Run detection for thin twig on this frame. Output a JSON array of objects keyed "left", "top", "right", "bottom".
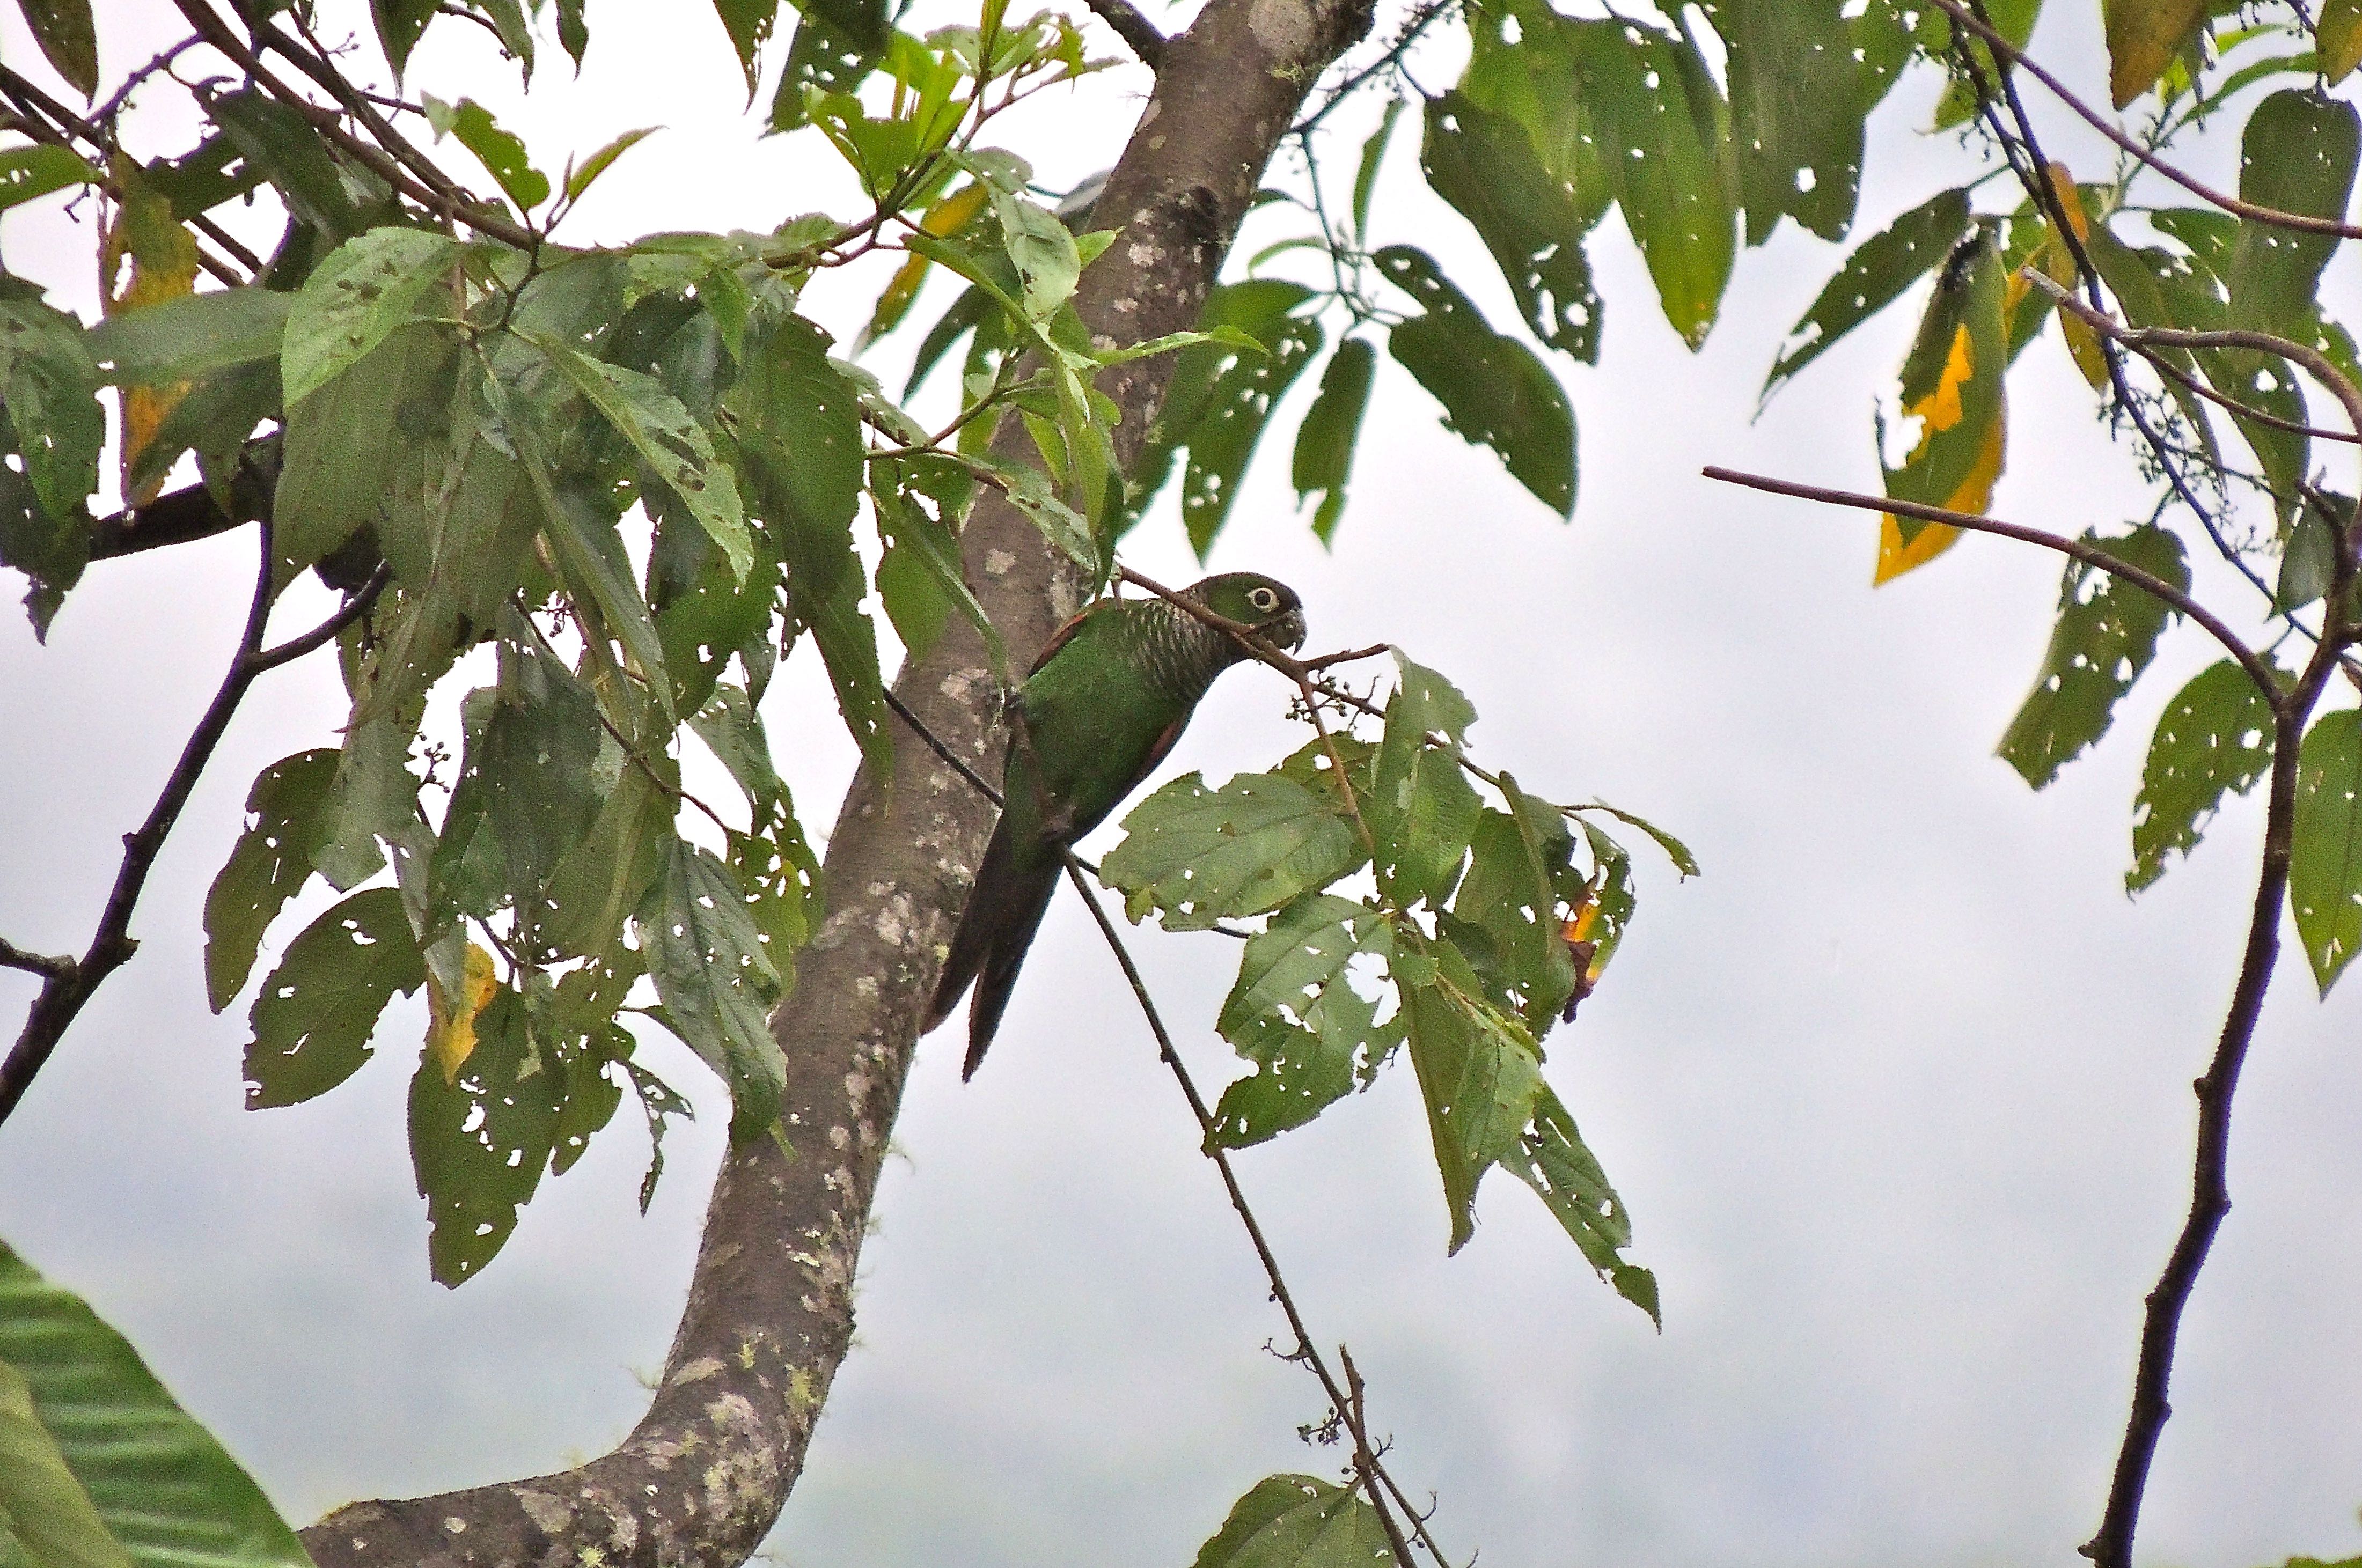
[
  {"left": 1082, "top": 0, "right": 1166, "bottom": 69},
  {"left": 92, "top": 34, "right": 205, "bottom": 125},
  {"left": 250, "top": 563, "right": 390, "bottom": 671},
  {"left": 1060, "top": 856, "right": 1440, "bottom": 1568},
  {"left": 1700, "top": 465, "right": 2280, "bottom": 701},
  {"left": 0, "top": 940, "right": 74, "bottom": 982},
  {"left": 1339, "top": 1348, "right": 1420, "bottom": 1567},
  {"left": 1928, "top": 0, "right": 2362, "bottom": 240}
]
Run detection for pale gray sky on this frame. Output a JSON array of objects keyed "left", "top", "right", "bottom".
[{"left": 2, "top": 4, "right": 2359, "bottom": 1566}]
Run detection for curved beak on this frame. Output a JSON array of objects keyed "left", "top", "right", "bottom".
[{"left": 1270, "top": 607, "right": 1308, "bottom": 653}]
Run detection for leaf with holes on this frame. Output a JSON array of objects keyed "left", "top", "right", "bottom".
[
  {"left": 245, "top": 888, "right": 427, "bottom": 1109},
  {"left": 0, "top": 144, "right": 96, "bottom": 213},
  {"left": 636, "top": 840, "right": 786, "bottom": 1143},
  {"left": 1763, "top": 188, "right": 1971, "bottom": 406},
  {"left": 1701, "top": 0, "right": 1868, "bottom": 244},
  {"left": 204, "top": 749, "right": 340, "bottom": 1012},
  {"left": 1421, "top": 92, "right": 1603, "bottom": 365},
  {"left": 422, "top": 95, "right": 550, "bottom": 211},
  {"left": 1190, "top": 1474, "right": 1394, "bottom": 1568},
  {"left": 1104, "top": 772, "right": 1367, "bottom": 931},
  {"left": 1369, "top": 654, "right": 1483, "bottom": 907},
  {"left": 408, "top": 989, "right": 563, "bottom": 1284},
  {"left": 2129, "top": 659, "right": 2278, "bottom": 893},
  {"left": 1211, "top": 894, "right": 1398, "bottom": 1148},
  {"left": 1399, "top": 938, "right": 1547, "bottom": 1253},
  {"left": 16, "top": 0, "right": 97, "bottom": 96},
  {"left": 1514, "top": 1083, "right": 1658, "bottom": 1321},
  {"left": 281, "top": 227, "right": 463, "bottom": 406},
  {"left": 1997, "top": 525, "right": 2188, "bottom": 790},
  {"left": 2292, "top": 709, "right": 2362, "bottom": 995},
  {"left": 1377, "top": 246, "right": 1574, "bottom": 516}
]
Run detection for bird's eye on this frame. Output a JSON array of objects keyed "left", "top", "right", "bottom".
[{"left": 1249, "top": 587, "right": 1279, "bottom": 612}]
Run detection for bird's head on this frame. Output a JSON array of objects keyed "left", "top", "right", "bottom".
[{"left": 1189, "top": 572, "right": 1307, "bottom": 653}]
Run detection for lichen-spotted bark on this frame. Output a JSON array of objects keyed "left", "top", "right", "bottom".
[{"left": 302, "top": 0, "right": 1373, "bottom": 1558}]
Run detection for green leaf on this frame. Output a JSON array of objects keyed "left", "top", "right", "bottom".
[
  {"left": 1291, "top": 338, "right": 1375, "bottom": 544},
  {"left": 539, "top": 769, "right": 673, "bottom": 962},
  {"left": 408, "top": 989, "right": 563, "bottom": 1284},
  {"left": 1376, "top": 245, "right": 1575, "bottom": 517},
  {"left": 1104, "top": 772, "right": 1368, "bottom": 930},
  {"left": 85, "top": 285, "right": 292, "bottom": 386},
  {"left": 1446, "top": 789, "right": 1580, "bottom": 1030},
  {"left": 1882, "top": 229, "right": 2007, "bottom": 531},
  {"left": 1212, "top": 894, "right": 1398, "bottom": 1147},
  {"left": 1997, "top": 525, "right": 2190, "bottom": 790},
  {"left": 0, "top": 143, "right": 96, "bottom": 212},
  {"left": 651, "top": 505, "right": 780, "bottom": 714},
  {"left": 2128, "top": 659, "right": 2276, "bottom": 893},
  {"left": 557, "top": 0, "right": 589, "bottom": 65},
  {"left": 636, "top": 840, "right": 786, "bottom": 1143},
  {"left": 1420, "top": 91, "right": 1603, "bottom": 364},
  {"left": 530, "top": 330, "right": 751, "bottom": 579},
  {"left": 2324, "top": 0, "right": 2362, "bottom": 84},
  {"left": 273, "top": 320, "right": 460, "bottom": 587},
  {"left": 479, "top": 643, "right": 607, "bottom": 960},
  {"left": 711, "top": 0, "right": 779, "bottom": 96},
  {"left": 422, "top": 95, "right": 551, "bottom": 211},
  {"left": 1190, "top": 1474, "right": 1394, "bottom": 1568},
  {"left": 0, "top": 291, "right": 103, "bottom": 532},
  {"left": 1399, "top": 940, "right": 1546, "bottom": 1252},
  {"left": 1702, "top": 0, "right": 1867, "bottom": 244},
  {"left": 2103, "top": 0, "right": 2210, "bottom": 106},
  {"left": 16, "top": 0, "right": 97, "bottom": 97},
  {"left": 2291, "top": 708, "right": 2362, "bottom": 994},
  {"left": 987, "top": 187, "right": 1082, "bottom": 320},
  {"left": 204, "top": 750, "right": 339, "bottom": 1012},
  {"left": 1370, "top": 655, "right": 1483, "bottom": 907},
  {"left": 210, "top": 90, "right": 365, "bottom": 242},
  {"left": 281, "top": 228, "right": 461, "bottom": 406},
  {"left": 1515, "top": 1083, "right": 1658, "bottom": 1321},
  {"left": 1352, "top": 97, "right": 1404, "bottom": 238},
  {"left": 0, "top": 1354, "right": 133, "bottom": 1568},
  {"left": 371, "top": 0, "right": 439, "bottom": 82},
  {"left": 2228, "top": 90, "right": 2358, "bottom": 338},
  {"left": 563, "top": 126, "right": 660, "bottom": 203},
  {"left": 1762, "top": 188, "right": 1972, "bottom": 406},
  {"left": 245, "top": 887, "right": 427, "bottom": 1109},
  {"left": 0, "top": 1242, "right": 312, "bottom": 1566},
  {"left": 727, "top": 315, "right": 887, "bottom": 766}
]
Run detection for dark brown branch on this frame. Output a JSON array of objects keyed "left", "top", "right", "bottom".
[
  {"left": 2081, "top": 627, "right": 2347, "bottom": 1568},
  {"left": 91, "top": 457, "right": 275, "bottom": 561},
  {"left": 1700, "top": 465, "right": 2280, "bottom": 701},
  {"left": 0, "top": 940, "right": 74, "bottom": 982},
  {"left": 1084, "top": 0, "right": 1168, "bottom": 68},
  {"left": 1928, "top": 0, "right": 2362, "bottom": 241},
  {"left": 1060, "top": 856, "right": 1436, "bottom": 1568}
]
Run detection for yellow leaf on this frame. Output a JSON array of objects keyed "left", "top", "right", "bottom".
[
  {"left": 1876, "top": 407, "right": 2006, "bottom": 584},
  {"left": 2324, "top": 0, "right": 2362, "bottom": 83},
  {"left": 858, "top": 181, "right": 992, "bottom": 350},
  {"left": 2103, "top": 0, "right": 2209, "bottom": 108},
  {"left": 426, "top": 943, "right": 501, "bottom": 1081},
  {"left": 1907, "top": 323, "right": 1973, "bottom": 433},
  {"left": 99, "top": 166, "right": 200, "bottom": 506}
]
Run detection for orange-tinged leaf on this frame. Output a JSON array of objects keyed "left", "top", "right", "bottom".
[
  {"left": 426, "top": 943, "right": 501, "bottom": 1081},
  {"left": 857, "top": 181, "right": 991, "bottom": 350},
  {"left": 1877, "top": 410, "right": 2004, "bottom": 584},
  {"left": 1908, "top": 322, "right": 1973, "bottom": 432},
  {"left": 2103, "top": 0, "right": 2209, "bottom": 107},
  {"left": 99, "top": 172, "right": 200, "bottom": 506}
]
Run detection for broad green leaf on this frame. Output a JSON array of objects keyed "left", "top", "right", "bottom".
[
  {"left": 0, "top": 144, "right": 96, "bottom": 212},
  {"left": 1879, "top": 230, "right": 2007, "bottom": 578},
  {"left": 0, "top": 1242, "right": 312, "bottom": 1566},
  {"left": 0, "top": 1354, "right": 131, "bottom": 1568},
  {"left": 2129, "top": 659, "right": 2276, "bottom": 893},
  {"left": 636, "top": 840, "right": 786, "bottom": 1143},
  {"left": 1377, "top": 246, "right": 1575, "bottom": 517},
  {"left": 1931, "top": 0, "right": 2040, "bottom": 130},
  {"left": 371, "top": 0, "right": 438, "bottom": 81},
  {"left": 204, "top": 749, "right": 339, "bottom": 1012},
  {"left": 273, "top": 320, "right": 460, "bottom": 584},
  {"left": 1104, "top": 772, "right": 1368, "bottom": 930},
  {"left": 245, "top": 887, "right": 427, "bottom": 1108},
  {"left": 124, "top": 358, "right": 280, "bottom": 504},
  {"left": 1211, "top": 894, "right": 1397, "bottom": 1147},
  {"left": 540, "top": 768, "right": 673, "bottom": 962},
  {"left": 422, "top": 95, "right": 550, "bottom": 211},
  {"left": 2103, "top": 0, "right": 2209, "bottom": 106},
  {"left": 1515, "top": 1084, "right": 1658, "bottom": 1321},
  {"left": 1420, "top": 92, "right": 1603, "bottom": 364},
  {"left": 1291, "top": 338, "right": 1375, "bottom": 544},
  {"left": 558, "top": 0, "right": 589, "bottom": 65},
  {"left": 16, "top": 0, "right": 97, "bottom": 97},
  {"left": 408, "top": 989, "right": 563, "bottom": 1284},
  {"left": 1370, "top": 655, "right": 1483, "bottom": 906},
  {"left": 313, "top": 702, "right": 426, "bottom": 891},
  {"left": 563, "top": 126, "right": 660, "bottom": 203},
  {"left": 1997, "top": 525, "right": 2189, "bottom": 789},
  {"left": 690, "top": 683, "right": 788, "bottom": 823},
  {"left": 727, "top": 315, "right": 887, "bottom": 765},
  {"left": 0, "top": 291, "right": 103, "bottom": 533},
  {"left": 1190, "top": 1474, "right": 1393, "bottom": 1568},
  {"left": 478, "top": 643, "right": 607, "bottom": 960},
  {"left": 988, "top": 187, "right": 1082, "bottom": 320},
  {"left": 1702, "top": 0, "right": 1867, "bottom": 244},
  {"left": 1446, "top": 790, "right": 1580, "bottom": 1030},
  {"left": 651, "top": 505, "right": 780, "bottom": 713},
  {"left": 85, "top": 286, "right": 292, "bottom": 386},
  {"left": 711, "top": 0, "right": 779, "bottom": 96},
  {"left": 2227, "top": 90, "right": 2358, "bottom": 338},
  {"left": 210, "top": 90, "right": 364, "bottom": 242},
  {"left": 281, "top": 228, "right": 461, "bottom": 406},
  {"left": 768, "top": 4, "right": 892, "bottom": 131},
  {"left": 2291, "top": 708, "right": 2362, "bottom": 994},
  {"left": 531, "top": 330, "right": 751, "bottom": 579},
  {"left": 1399, "top": 941, "right": 1546, "bottom": 1252},
  {"left": 2324, "top": 0, "right": 2362, "bottom": 84},
  {"left": 1763, "top": 188, "right": 1972, "bottom": 406},
  {"left": 1126, "top": 280, "right": 1324, "bottom": 557}
]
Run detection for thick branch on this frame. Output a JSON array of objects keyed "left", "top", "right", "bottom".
[
  {"left": 298, "top": 0, "right": 1376, "bottom": 1557},
  {"left": 1084, "top": 0, "right": 1168, "bottom": 69}
]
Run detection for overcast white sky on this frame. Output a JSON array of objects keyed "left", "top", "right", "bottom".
[{"left": 3, "top": 3, "right": 2360, "bottom": 1565}]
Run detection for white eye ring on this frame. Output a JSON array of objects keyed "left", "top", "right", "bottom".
[{"left": 1249, "top": 586, "right": 1280, "bottom": 612}]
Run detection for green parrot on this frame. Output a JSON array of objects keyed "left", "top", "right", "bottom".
[{"left": 925, "top": 571, "right": 1308, "bottom": 1077}]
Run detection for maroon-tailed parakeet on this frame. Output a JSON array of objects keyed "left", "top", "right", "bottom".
[{"left": 925, "top": 572, "right": 1308, "bottom": 1076}]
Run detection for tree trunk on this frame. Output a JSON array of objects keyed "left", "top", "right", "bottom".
[{"left": 300, "top": 0, "right": 1373, "bottom": 1559}]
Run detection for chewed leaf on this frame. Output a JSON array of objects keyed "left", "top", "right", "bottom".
[
  {"left": 1104, "top": 771, "right": 1367, "bottom": 930},
  {"left": 2129, "top": 659, "right": 2277, "bottom": 893},
  {"left": 1997, "top": 525, "right": 2189, "bottom": 790},
  {"left": 1212, "top": 894, "right": 1398, "bottom": 1147}
]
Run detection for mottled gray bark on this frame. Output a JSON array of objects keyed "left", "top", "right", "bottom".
[{"left": 299, "top": 0, "right": 1373, "bottom": 1561}]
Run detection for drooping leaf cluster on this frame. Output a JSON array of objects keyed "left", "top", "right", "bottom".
[{"left": 1104, "top": 653, "right": 1692, "bottom": 1322}]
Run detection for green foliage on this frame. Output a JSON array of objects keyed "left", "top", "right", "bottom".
[
  {"left": 0, "top": 144, "right": 96, "bottom": 213},
  {"left": 0, "top": 1241, "right": 311, "bottom": 1566},
  {"left": 244, "top": 887, "right": 427, "bottom": 1109},
  {"left": 2129, "top": 661, "right": 2278, "bottom": 893},
  {"left": 1191, "top": 1475, "right": 1393, "bottom": 1568},
  {"left": 2291, "top": 709, "right": 2362, "bottom": 995},
  {"left": 1999, "top": 526, "right": 2190, "bottom": 790}
]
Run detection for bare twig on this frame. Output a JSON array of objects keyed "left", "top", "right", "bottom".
[
  {"left": 0, "top": 522, "right": 375, "bottom": 1126},
  {"left": 1339, "top": 1349, "right": 1420, "bottom": 1567},
  {"left": 1929, "top": 0, "right": 2362, "bottom": 240},
  {"left": 1700, "top": 465, "right": 2281, "bottom": 700},
  {"left": 250, "top": 564, "right": 390, "bottom": 671},
  {"left": 0, "top": 940, "right": 75, "bottom": 982},
  {"left": 1082, "top": 0, "right": 1167, "bottom": 69}
]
